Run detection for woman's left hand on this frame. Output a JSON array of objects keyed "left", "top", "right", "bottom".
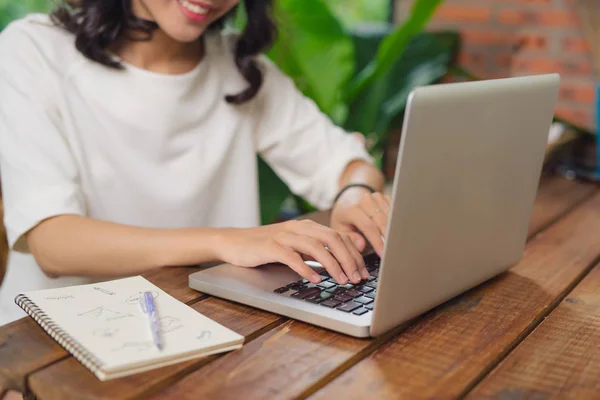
[{"left": 330, "top": 190, "right": 391, "bottom": 257}]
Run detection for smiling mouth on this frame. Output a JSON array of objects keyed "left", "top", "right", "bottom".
[{"left": 176, "top": 0, "right": 211, "bottom": 20}]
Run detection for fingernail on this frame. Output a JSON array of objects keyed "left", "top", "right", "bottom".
[
  {"left": 339, "top": 272, "right": 348, "bottom": 284},
  {"left": 311, "top": 274, "right": 321, "bottom": 284},
  {"left": 353, "top": 271, "right": 361, "bottom": 282},
  {"left": 360, "top": 269, "right": 370, "bottom": 279}
]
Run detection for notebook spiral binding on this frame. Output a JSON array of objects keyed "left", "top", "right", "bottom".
[{"left": 15, "top": 294, "right": 105, "bottom": 374}]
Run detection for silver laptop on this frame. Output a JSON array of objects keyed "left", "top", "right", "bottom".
[{"left": 189, "top": 74, "right": 560, "bottom": 338}]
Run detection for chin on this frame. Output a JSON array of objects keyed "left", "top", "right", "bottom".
[{"left": 168, "top": 27, "right": 210, "bottom": 43}]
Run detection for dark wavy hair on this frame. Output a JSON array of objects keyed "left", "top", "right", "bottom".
[{"left": 50, "top": 0, "right": 276, "bottom": 104}]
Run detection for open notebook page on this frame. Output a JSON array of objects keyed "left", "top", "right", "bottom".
[{"left": 17, "top": 276, "right": 244, "bottom": 379}]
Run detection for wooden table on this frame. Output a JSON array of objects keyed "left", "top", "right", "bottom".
[{"left": 1, "top": 174, "right": 600, "bottom": 400}]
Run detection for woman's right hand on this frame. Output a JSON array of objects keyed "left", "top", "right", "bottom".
[{"left": 217, "top": 220, "right": 370, "bottom": 285}]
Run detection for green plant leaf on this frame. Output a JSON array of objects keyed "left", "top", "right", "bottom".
[
  {"left": 257, "top": 0, "right": 355, "bottom": 224},
  {"left": 344, "top": 0, "right": 444, "bottom": 103},
  {"left": 0, "top": 0, "right": 53, "bottom": 31},
  {"left": 344, "top": 30, "right": 460, "bottom": 151},
  {"left": 258, "top": 157, "right": 291, "bottom": 225},
  {"left": 267, "top": 0, "right": 355, "bottom": 121}
]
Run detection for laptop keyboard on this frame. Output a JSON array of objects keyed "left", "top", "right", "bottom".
[{"left": 273, "top": 253, "right": 380, "bottom": 316}]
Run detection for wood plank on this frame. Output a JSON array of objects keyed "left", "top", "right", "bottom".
[
  {"left": 308, "top": 192, "right": 600, "bottom": 400},
  {"left": 142, "top": 185, "right": 600, "bottom": 400},
  {"left": 466, "top": 264, "right": 600, "bottom": 400},
  {"left": 527, "top": 175, "right": 595, "bottom": 236},
  {"left": 28, "top": 297, "right": 283, "bottom": 400},
  {"left": 0, "top": 318, "right": 68, "bottom": 394},
  {"left": 147, "top": 319, "right": 406, "bottom": 400},
  {"left": 0, "top": 266, "right": 206, "bottom": 393},
  {"left": 143, "top": 266, "right": 205, "bottom": 304},
  {"left": 0, "top": 176, "right": 591, "bottom": 396}
]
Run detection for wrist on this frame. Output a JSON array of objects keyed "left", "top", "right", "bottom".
[
  {"left": 156, "top": 227, "right": 224, "bottom": 267},
  {"left": 333, "top": 184, "right": 376, "bottom": 208}
]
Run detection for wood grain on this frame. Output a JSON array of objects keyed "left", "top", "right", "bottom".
[
  {"left": 143, "top": 184, "right": 599, "bottom": 400},
  {"left": 0, "top": 176, "right": 593, "bottom": 398},
  {"left": 0, "top": 318, "right": 68, "bottom": 394},
  {"left": 143, "top": 266, "right": 205, "bottom": 304},
  {"left": 308, "top": 192, "right": 600, "bottom": 400},
  {"left": 466, "top": 264, "right": 600, "bottom": 400},
  {"left": 527, "top": 175, "right": 595, "bottom": 236},
  {"left": 146, "top": 319, "right": 395, "bottom": 400},
  {"left": 28, "top": 297, "right": 283, "bottom": 400}
]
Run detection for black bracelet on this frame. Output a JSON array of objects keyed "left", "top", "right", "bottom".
[{"left": 333, "top": 183, "right": 376, "bottom": 205}]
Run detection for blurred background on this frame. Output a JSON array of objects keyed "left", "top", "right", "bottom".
[{"left": 0, "top": 0, "right": 597, "bottom": 224}]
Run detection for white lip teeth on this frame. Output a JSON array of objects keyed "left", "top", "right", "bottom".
[{"left": 178, "top": 0, "right": 209, "bottom": 15}]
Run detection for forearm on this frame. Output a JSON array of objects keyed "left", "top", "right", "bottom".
[{"left": 26, "top": 215, "right": 223, "bottom": 278}]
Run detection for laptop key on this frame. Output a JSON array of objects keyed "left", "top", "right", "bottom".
[
  {"left": 286, "top": 282, "right": 303, "bottom": 290},
  {"left": 330, "top": 287, "right": 348, "bottom": 295},
  {"left": 333, "top": 294, "right": 353, "bottom": 303},
  {"left": 337, "top": 302, "right": 361, "bottom": 313},
  {"left": 317, "top": 281, "right": 336, "bottom": 289},
  {"left": 355, "top": 296, "right": 374, "bottom": 305},
  {"left": 358, "top": 286, "right": 374, "bottom": 294},
  {"left": 365, "top": 292, "right": 376, "bottom": 299},
  {"left": 305, "top": 293, "right": 326, "bottom": 304},
  {"left": 366, "top": 281, "right": 378, "bottom": 289},
  {"left": 321, "top": 299, "right": 342, "bottom": 308},
  {"left": 274, "top": 287, "right": 289, "bottom": 294},
  {"left": 365, "top": 303, "right": 374, "bottom": 310},
  {"left": 353, "top": 308, "right": 369, "bottom": 316},
  {"left": 345, "top": 290, "right": 362, "bottom": 298},
  {"left": 291, "top": 287, "right": 321, "bottom": 300}
]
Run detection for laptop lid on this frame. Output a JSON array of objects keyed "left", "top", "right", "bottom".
[{"left": 370, "top": 74, "right": 560, "bottom": 337}]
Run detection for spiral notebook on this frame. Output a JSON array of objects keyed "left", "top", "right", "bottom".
[{"left": 15, "top": 276, "right": 244, "bottom": 381}]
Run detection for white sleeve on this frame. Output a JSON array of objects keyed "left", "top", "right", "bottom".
[
  {"left": 0, "top": 23, "right": 85, "bottom": 252},
  {"left": 253, "top": 56, "right": 373, "bottom": 210}
]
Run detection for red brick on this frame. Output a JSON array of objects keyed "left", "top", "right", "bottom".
[
  {"left": 460, "top": 30, "right": 515, "bottom": 46},
  {"left": 517, "top": 33, "right": 549, "bottom": 52},
  {"left": 490, "top": 0, "right": 550, "bottom": 3},
  {"left": 559, "top": 83, "right": 596, "bottom": 103},
  {"left": 435, "top": 4, "right": 491, "bottom": 23},
  {"left": 512, "top": 57, "right": 593, "bottom": 76},
  {"left": 496, "top": 54, "right": 513, "bottom": 68},
  {"left": 497, "top": 10, "right": 580, "bottom": 27},
  {"left": 563, "top": 37, "right": 591, "bottom": 54},
  {"left": 458, "top": 52, "right": 488, "bottom": 67}
]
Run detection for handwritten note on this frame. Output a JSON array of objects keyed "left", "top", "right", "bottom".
[{"left": 16, "top": 276, "right": 244, "bottom": 379}]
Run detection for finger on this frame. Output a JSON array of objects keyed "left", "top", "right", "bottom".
[
  {"left": 305, "top": 226, "right": 362, "bottom": 284},
  {"left": 342, "top": 233, "right": 369, "bottom": 280},
  {"left": 358, "top": 200, "right": 387, "bottom": 238},
  {"left": 277, "top": 232, "right": 348, "bottom": 285},
  {"left": 373, "top": 192, "right": 390, "bottom": 213},
  {"left": 272, "top": 245, "right": 322, "bottom": 284},
  {"left": 351, "top": 208, "right": 385, "bottom": 256},
  {"left": 346, "top": 231, "right": 366, "bottom": 253}
]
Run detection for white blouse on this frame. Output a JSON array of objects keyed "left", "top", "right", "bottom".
[{"left": 0, "top": 14, "right": 372, "bottom": 325}]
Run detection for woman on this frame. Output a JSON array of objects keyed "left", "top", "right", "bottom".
[{"left": 0, "top": 0, "right": 390, "bottom": 325}]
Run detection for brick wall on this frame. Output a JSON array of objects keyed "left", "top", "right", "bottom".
[{"left": 394, "top": 0, "right": 597, "bottom": 131}]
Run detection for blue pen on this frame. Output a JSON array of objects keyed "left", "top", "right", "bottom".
[{"left": 141, "top": 291, "right": 163, "bottom": 351}]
